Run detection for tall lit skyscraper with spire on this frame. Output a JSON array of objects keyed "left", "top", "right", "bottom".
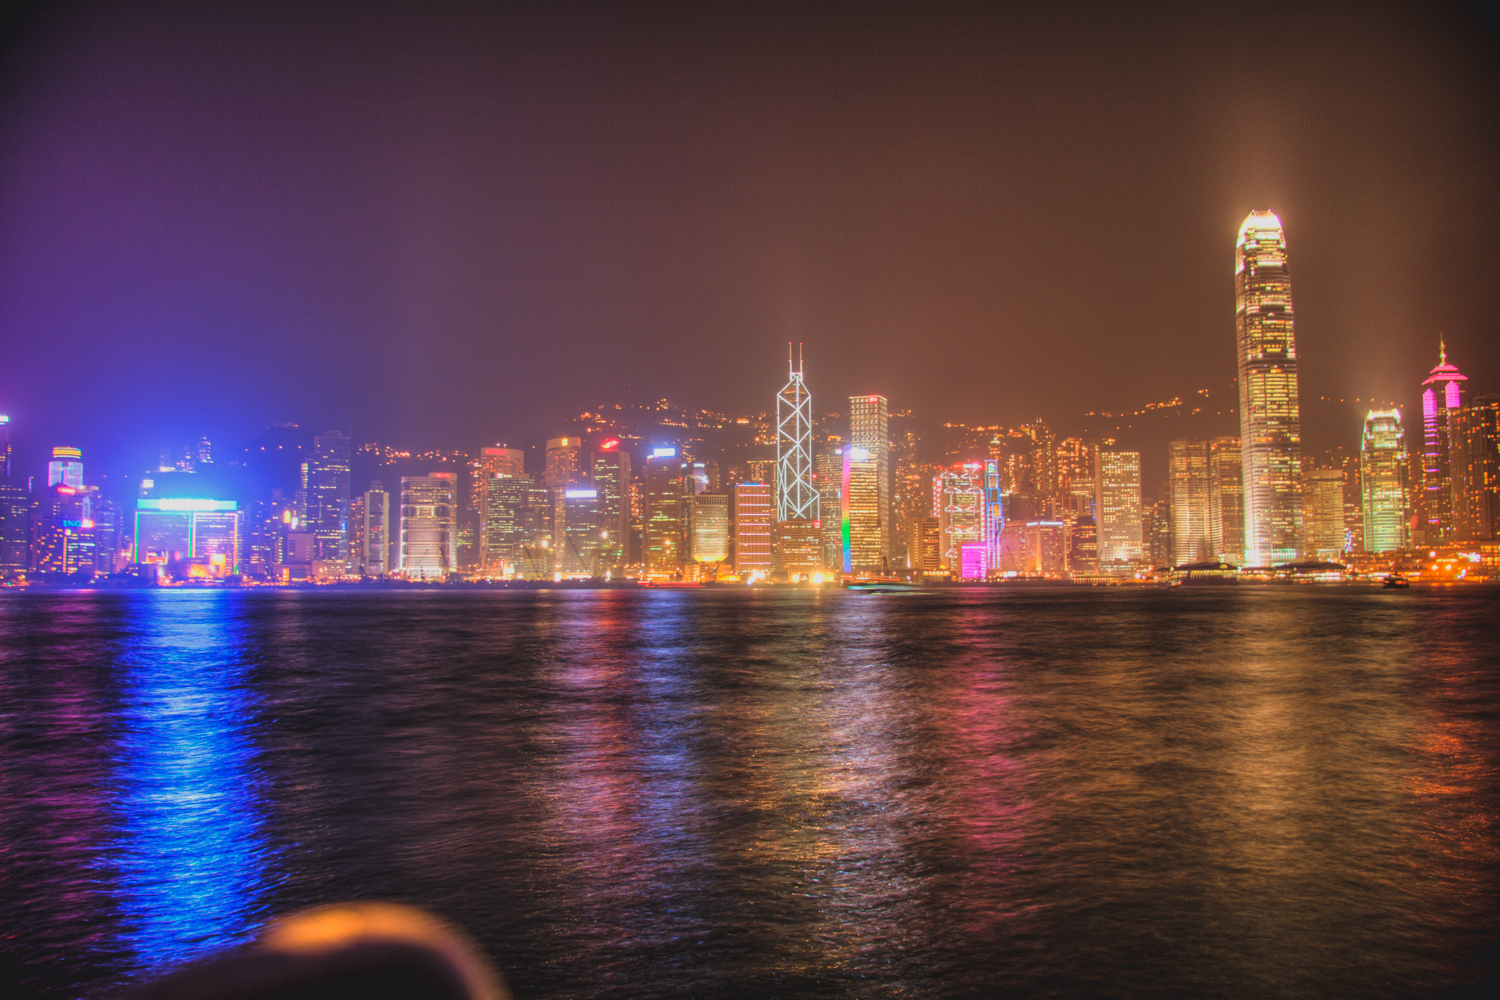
[
  {"left": 1418, "top": 339, "right": 1468, "bottom": 544},
  {"left": 1235, "top": 210, "right": 1303, "bottom": 566},
  {"left": 776, "top": 344, "right": 818, "bottom": 523}
]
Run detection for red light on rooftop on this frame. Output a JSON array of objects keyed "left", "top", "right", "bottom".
[{"left": 601, "top": 439, "right": 619, "bottom": 451}]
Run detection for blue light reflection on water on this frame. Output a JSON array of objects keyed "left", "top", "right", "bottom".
[{"left": 106, "top": 591, "right": 272, "bottom": 971}]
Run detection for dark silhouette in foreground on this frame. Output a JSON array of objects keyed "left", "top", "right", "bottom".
[{"left": 126, "top": 903, "right": 508, "bottom": 1000}]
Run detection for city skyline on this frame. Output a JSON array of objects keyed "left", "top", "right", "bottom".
[
  {"left": 2, "top": 322, "right": 1493, "bottom": 583},
  {"left": 1, "top": 3, "right": 1495, "bottom": 475}
]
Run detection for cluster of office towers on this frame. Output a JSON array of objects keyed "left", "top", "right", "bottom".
[
  {"left": 279, "top": 211, "right": 1499, "bottom": 580},
  {"left": 2, "top": 211, "right": 1496, "bottom": 583},
  {"left": 1164, "top": 213, "right": 1498, "bottom": 569}
]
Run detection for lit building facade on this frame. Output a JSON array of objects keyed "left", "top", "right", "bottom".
[
  {"left": 1067, "top": 515, "right": 1099, "bottom": 574},
  {"left": 481, "top": 474, "right": 531, "bottom": 574},
  {"left": 1418, "top": 344, "right": 1468, "bottom": 544},
  {"left": 363, "top": 485, "right": 390, "bottom": 576},
  {"left": 691, "top": 493, "right": 730, "bottom": 568},
  {"left": 400, "top": 473, "right": 457, "bottom": 579},
  {"left": 47, "top": 446, "right": 84, "bottom": 488},
  {"left": 1095, "top": 449, "right": 1143, "bottom": 567},
  {"left": 592, "top": 443, "right": 631, "bottom": 570},
  {"left": 776, "top": 348, "right": 818, "bottom": 523},
  {"left": 773, "top": 518, "right": 822, "bottom": 578},
  {"left": 1235, "top": 210, "right": 1304, "bottom": 565},
  {"left": 1169, "top": 439, "right": 1212, "bottom": 566},
  {"left": 31, "top": 485, "right": 94, "bottom": 575},
  {"left": 907, "top": 516, "right": 942, "bottom": 575},
  {"left": 0, "top": 474, "right": 27, "bottom": 577},
  {"left": 1451, "top": 394, "right": 1499, "bottom": 542},
  {"left": 1302, "top": 468, "right": 1346, "bottom": 561},
  {"left": 733, "top": 482, "right": 773, "bottom": 576},
  {"left": 984, "top": 459, "right": 1004, "bottom": 574},
  {"left": 843, "top": 446, "right": 883, "bottom": 574},
  {"left": 480, "top": 445, "right": 525, "bottom": 480},
  {"left": 519, "top": 483, "right": 555, "bottom": 579},
  {"left": 814, "top": 450, "right": 844, "bottom": 572},
  {"left": 558, "top": 488, "right": 602, "bottom": 577},
  {"left": 644, "top": 449, "right": 689, "bottom": 578},
  {"left": 958, "top": 542, "right": 987, "bottom": 581},
  {"left": 848, "top": 395, "right": 890, "bottom": 570},
  {"left": 1361, "top": 409, "right": 1408, "bottom": 554},
  {"left": 545, "top": 437, "right": 581, "bottom": 491},
  {"left": 1055, "top": 437, "right": 1098, "bottom": 515},
  {"left": 1018, "top": 521, "right": 1067, "bottom": 576},
  {"left": 1208, "top": 436, "right": 1244, "bottom": 564},
  {"left": 133, "top": 498, "right": 240, "bottom": 577},
  {"left": 934, "top": 464, "right": 983, "bottom": 573},
  {"left": 309, "top": 431, "right": 351, "bottom": 566}
]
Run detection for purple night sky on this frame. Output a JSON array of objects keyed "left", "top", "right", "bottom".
[{"left": 1, "top": 1, "right": 1496, "bottom": 483}]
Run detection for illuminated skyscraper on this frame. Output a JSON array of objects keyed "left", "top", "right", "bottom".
[
  {"left": 983, "top": 459, "right": 1004, "bottom": 574},
  {"left": 1302, "top": 468, "right": 1346, "bottom": 561},
  {"left": 132, "top": 498, "right": 240, "bottom": 577},
  {"left": 907, "top": 516, "right": 942, "bottom": 575},
  {"left": 558, "top": 487, "right": 603, "bottom": 578},
  {"left": 1067, "top": 515, "right": 1099, "bottom": 574},
  {"left": 773, "top": 519, "right": 822, "bottom": 578},
  {"left": 1208, "top": 436, "right": 1244, "bottom": 564},
  {"left": 848, "top": 395, "right": 890, "bottom": 572},
  {"left": 545, "top": 436, "right": 584, "bottom": 561},
  {"left": 400, "top": 473, "right": 457, "bottom": 579},
  {"left": 644, "top": 448, "right": 689, "bottom": 578},
  {"left": 363, "top": 484, "right": 390, "bottom": 576},
  {"left": 1055, "top": 437, "right": 1098, "bottom": 516},
  {"left": 47, "top": 446, "right": 84, "bottom": 488},
  {"left": 1418, "top": 343, "right": 1468, "bottom": 544},
  {"left": 480, "top": 445, "right": 525, "bottom": 480},
  {"left": 481, "top": 474, "right": 531, "bottom": 574},
  {"left": 1169, "top": 440, "right": 1212, "bottom": 566},
  {"left": 733, "top": 482, "right": 773, "bottom": 576},
  {"left": 934, "top": 464, "right": 983, "bottom": 573},
  {"left": 1451, "top": 394, "right": 1499, "bottom": 542},
  {"left": 691, "top": 493, "right": 730, "bottom": 568},
  {"left": 1095, "top": 449, "right": 1143, "bottom": 567},
  {"left": 545, "top": 437, "right": 581, "bottom": 490},
  {"left": 592, "top": 442, "right": 631, "bottom": 570},
  {"left": 814, "top": 449, "right": 844, "bottom": 571},
  {"left": 1361, "top": 409, "right": 1408, "bottom": 554},
  {"left": 1235, "top": 210, "right": 1304, "bottom": 565},
  {"left": 777, "top": 346, "right": 818, "bottom": 523},
  {"left": 309, "top": 431, "right": 351, "bottom": 566},
  {"left": 519, "top": 483, "right": 555, "bottom": 579},
  {"left": 31, "top": 484, "right": 93, "bottom": 575},
  {"left": 0, "top": 415, "right": 25, "bottom": 577}
]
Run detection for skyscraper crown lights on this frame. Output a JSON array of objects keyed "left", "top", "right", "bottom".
[{"left": 1236, "top": 210, "right": 1284, "bottom": 246}]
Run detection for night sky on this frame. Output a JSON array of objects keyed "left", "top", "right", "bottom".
[{"left": 1, "top": 1, "right": 1496, "bottom": 485}]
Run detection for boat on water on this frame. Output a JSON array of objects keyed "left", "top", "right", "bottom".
[
  {"left": 845, "top": 580, "right": 923, "bottom": 594},
  {"left": 1383, "top": 573, "right": 1411, "bottom": 589},
  {"left": 1168, "top": 561, "right": 1240, "bottom": 586}
]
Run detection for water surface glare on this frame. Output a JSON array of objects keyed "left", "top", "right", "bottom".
[{"left": 1, "top": 587, "right": 1497, "bottom": 998}]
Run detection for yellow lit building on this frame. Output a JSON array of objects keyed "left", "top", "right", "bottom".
[{"left": 1235, "top": 210, "right": 1304, "bottom": 565}]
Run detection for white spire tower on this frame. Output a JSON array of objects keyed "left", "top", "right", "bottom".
[{"left": 776, "top": 343, "right": 818, "bottom": 522}]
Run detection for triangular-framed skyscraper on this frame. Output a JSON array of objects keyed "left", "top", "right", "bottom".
[{"left": 776, "top": 344, "right": 818, "bottom": 523}]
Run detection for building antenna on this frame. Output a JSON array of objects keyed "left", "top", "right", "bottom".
[
  {"left": 798, "top": 341, "right": 804, "bottom": 374},
  {"left": 1439, "top": 334, "right": 1446, "bottom": 366}
]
